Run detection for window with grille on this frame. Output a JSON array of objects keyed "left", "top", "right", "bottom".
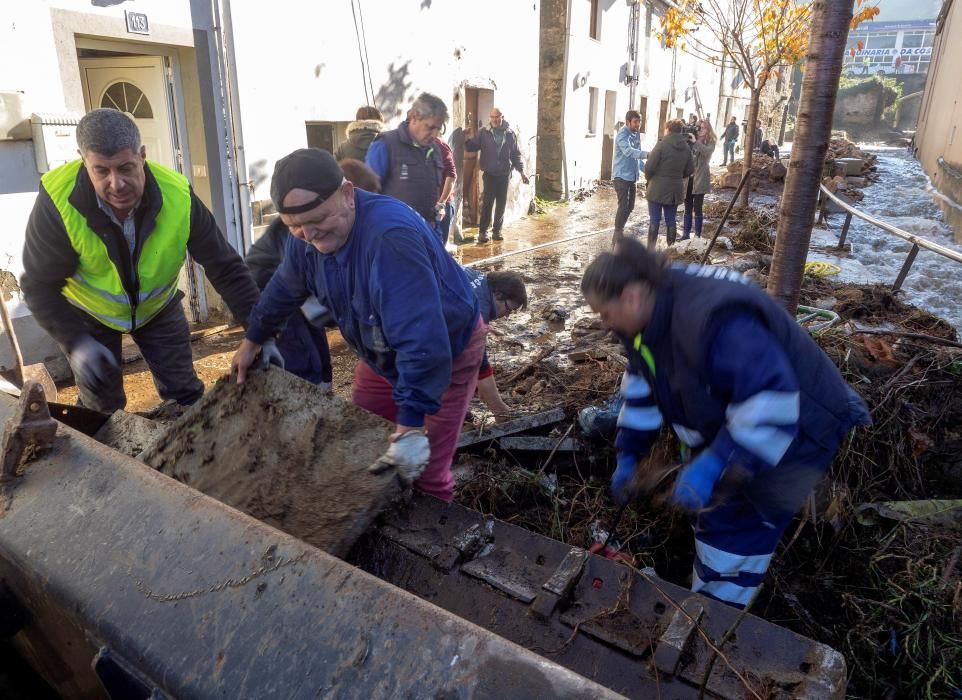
[{"left": 100, "top": 82, "right": 153, "bottom": 118}]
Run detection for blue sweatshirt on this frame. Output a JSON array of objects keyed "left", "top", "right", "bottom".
[
  {"left": 612, "top": 126, "right": 647, "bottom": 182},
  {"left": 246, "top": 189, "right": 480, "bottom": 426},
  {"left": 616, "top": 312, "right": 801, "bottom": 476}
]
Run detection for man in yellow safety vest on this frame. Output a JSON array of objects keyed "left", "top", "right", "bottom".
[{"left": 21, "top": 108, "right": 268, "bottom": 413}]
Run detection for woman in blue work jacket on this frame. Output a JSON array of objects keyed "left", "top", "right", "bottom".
[{"left": 580, "top": 239, "right": 870, "bottom": 608}]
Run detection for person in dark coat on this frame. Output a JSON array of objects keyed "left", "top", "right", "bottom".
[
  {"left": 464, "top": 108, "right": 529, "bottom": 244},
  {"left": 335, "top": 106, "right": 384, "bottom": 162},
  {"left": 244, "top": 219, "right": 333, "bottom": 388},
  {"left": 643, "top": 120, "right": 694, "bottom": 249},
  {"left": 722, "top": 117, "right": 739, "bottom": 166},
  {"left": 581, "top": 238, "right": 871, "bottom": 608},
  {"left": 462, "top": 268, "right": 527, "bottom": 419},
  {"left": 365, "top": 93, "right": 449, "bottom": 228}
]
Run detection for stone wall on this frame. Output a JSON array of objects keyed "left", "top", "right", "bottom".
[{"left": 536, "top": 0, "right": 567, "bottom": 200}]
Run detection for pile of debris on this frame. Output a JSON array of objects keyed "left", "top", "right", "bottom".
[
  {"left": 714, "top": 153, "right": 786, "bottom": 190},
  {"left": 822, "top": 137, "right": 881, "bottom": 204}
]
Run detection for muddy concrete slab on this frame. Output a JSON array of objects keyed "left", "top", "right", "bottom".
[{"left": 140, "top": 368, "right": 400, "bottom": 557}]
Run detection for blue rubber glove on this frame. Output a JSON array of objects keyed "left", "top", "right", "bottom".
[
  {"left": 611, "top": 453, "right": 638, "bottom": 505},
  {"left": 672, "top": 451, "right": 726, "bottom": 512}
]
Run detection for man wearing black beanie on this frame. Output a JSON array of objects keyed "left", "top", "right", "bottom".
[{"left": 232, "top": 148, "right": 486, "bottom": 501}]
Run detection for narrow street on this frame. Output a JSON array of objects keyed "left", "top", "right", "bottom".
[{"left": 4, "top": 0, "right": 961, "bottom": 696}]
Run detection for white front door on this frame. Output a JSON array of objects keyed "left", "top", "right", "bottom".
[{"left": 79, "top": 56, "right": 177, "bottom": 170}]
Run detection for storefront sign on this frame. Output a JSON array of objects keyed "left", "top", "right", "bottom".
[{"left": 854, "top": 47, "right": 932, "bottom": 57}]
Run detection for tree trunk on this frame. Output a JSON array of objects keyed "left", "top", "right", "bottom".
[
  {"left": 767, "top": 0, "right": 855, "bottom": 314},
  {"left": 739, "top": 91, "right": 761, "bottom": 208}
]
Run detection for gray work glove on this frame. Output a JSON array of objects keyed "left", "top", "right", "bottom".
[
  {"left": 68, "top": 335, "right": 120, "bottom": 393},
  {"left": 259, "top": 338, "right": 285, "bottom": 370},
  {"left": 368, "top": 430, "right": 431, "bottom": 485}
]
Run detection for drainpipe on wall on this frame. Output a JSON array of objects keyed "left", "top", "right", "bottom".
[
  {"left": 189, "top": 0, "right": 244, "bottom": 261},
  {"left": 560, "top": 0, "right": 572, "bottom": 200},
  {"left": 628, "top": 0, "right": 640, "bottom": 108},
  {"left": 219, "top": 0, "right": 252, "bottom": 253}
]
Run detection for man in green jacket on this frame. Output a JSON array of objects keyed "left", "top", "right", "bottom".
[{"left": 21, "top": 108, "right": 264, "bottom": 413}]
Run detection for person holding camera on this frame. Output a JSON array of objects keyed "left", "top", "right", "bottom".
[
  {"left": 643, "top": 120, "right": 694, "bottom": 248},
  {"left": 682, "top": 119, "right": 717, "bottom": 241}
]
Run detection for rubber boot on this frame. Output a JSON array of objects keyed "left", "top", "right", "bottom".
[
  {"left": 492, "top": 231, "right": 503, "bottom": 241},
  {"left": 612, "top": 227, "right": 625, "bottom": 247},
  {"left": 681, "top": 212, "right": 693, "bottom": 241},
  {"left": 666, "top": 224, "right": 677, "bottom": 246},
  {"left": 647, "top": 223, "right": 658, "bottom": 250},
  {"left": 477, "top": 230, "right": 489, "bottom": 244},
  {"left": 695, "top": 215, "right": 704, "bottom": 238}
]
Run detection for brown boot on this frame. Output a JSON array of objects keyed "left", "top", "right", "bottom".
[
  {"left": 666, "top": 225, "right": 677, "bottom": 246},
  {"left": 647, "top": 223, "right": 658, "bottom": 250}
]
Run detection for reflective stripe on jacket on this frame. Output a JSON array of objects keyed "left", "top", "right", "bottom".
[{"left": 41, "top": 159, "right": 190, "bottom": 332}]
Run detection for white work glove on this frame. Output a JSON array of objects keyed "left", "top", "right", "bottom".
[
  {"left": 69, "top": 335, "right": 120, "bottom": 393},
  {"left": 368, "top": 430, "right": 431, "bottom": 485},
  {"left": 258, "top": 338, "right": 285, "bottom": 370}
]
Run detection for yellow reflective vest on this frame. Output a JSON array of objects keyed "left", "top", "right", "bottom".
[{"left": 40, "top": 160, "right": 190, "bottom": 332}]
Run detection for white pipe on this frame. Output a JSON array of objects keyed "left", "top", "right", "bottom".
[{"left": 220, "top": 0, "right": 253, "bottom": 254}]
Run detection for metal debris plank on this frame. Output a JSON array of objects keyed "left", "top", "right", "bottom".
[{"left": 457, "top": 407, "right": 566, "bottom": 448}]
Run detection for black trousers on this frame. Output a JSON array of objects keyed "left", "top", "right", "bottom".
[
  {"left": 61, "top": 294, "right": 204, "bottom": 413},
  {"left": 684, "top": 177, "right": 704, "bottom": 219},
  {"left": 613, "top": 178, "right": 637, "bottom": 230},
  {"left": 479, "top": 172, "right": 510, "bottom": 235}
]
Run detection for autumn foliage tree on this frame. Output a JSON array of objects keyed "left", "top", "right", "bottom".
[{"left": 661, "top": 0, "right": 812, "bottom": 206}]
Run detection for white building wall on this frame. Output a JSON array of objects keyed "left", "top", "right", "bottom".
[
  {"left": 0, "top": 0, "right": 199, "bottom": 373},
  {"left": 558, "top": 0, "right": 733, "bottom": 193},
  {"left": 229, "top": 0, "right": 541, "bottom": 220}
]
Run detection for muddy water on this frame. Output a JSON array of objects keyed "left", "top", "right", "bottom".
[{"left": 809, "top": 147, "right": 962, "bottom": 331}]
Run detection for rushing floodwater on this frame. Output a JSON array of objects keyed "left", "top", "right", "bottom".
[{"left": 809, "top": 147, "right": 962, "bottom": 331}]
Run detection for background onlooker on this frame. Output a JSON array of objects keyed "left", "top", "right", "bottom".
[
  {"left": 722, "top": 117, "right": 739, "bottom": 166},
  {"left": 611, "top": 109, "right": 648, "bottom": 245},
  {"left": 643, "top": 120, "right": 694, "bottom": 248},
  {"left": 335, "top": 106, "right": 384, "bottom": 161},
  {"left": 683, "top": 119, "right": 717, "bottom": 240},
  {"left": 464, "top": 108, "right": 529, "bottom": 244},
  {"left": 366, "top": 93, "right": 448, "bottom": 229}
]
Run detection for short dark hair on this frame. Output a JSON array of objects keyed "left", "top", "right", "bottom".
[
  {"left": 339, "top": 158, "right": 381, "bottom": 193},
  {"left": 77, "top": 108, "right": 141, "bottom": 156},
  {"left": 625, "top": 110, "right": 641, "bottom": 122},
  {"left": 355, "top": 106, "right": 383, "bottom": 121},
  {"left": 581, "top": 238, "right": 668, "bottom": 301},
  {"left": 486, "top": 271, "right": 527, "bottom": 310}
]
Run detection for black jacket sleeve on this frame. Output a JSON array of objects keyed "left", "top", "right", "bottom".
[
  {"left": 185, "top": 189, "right": 260, "bottom": 326},
  {"left": 509, "top": 132, "right": 525, "bottom": 175},
  {"left": 20, "top": 188, "right": 88, "bottom": 348},
  {"left": 243, "top": 219, "right": 288, "bottom": 291}
]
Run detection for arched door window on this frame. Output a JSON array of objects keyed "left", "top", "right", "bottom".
[{"left": 100, "top": 81, "right": 153, "bottom": 118}]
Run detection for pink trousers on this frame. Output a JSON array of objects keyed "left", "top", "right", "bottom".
[{"left": 352, "top": 319, "right": 487, "bottom": 501}]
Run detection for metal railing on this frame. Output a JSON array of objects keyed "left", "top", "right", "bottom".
[{"left": 819, "top": 184, "right": 962, "bottom": 292}]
